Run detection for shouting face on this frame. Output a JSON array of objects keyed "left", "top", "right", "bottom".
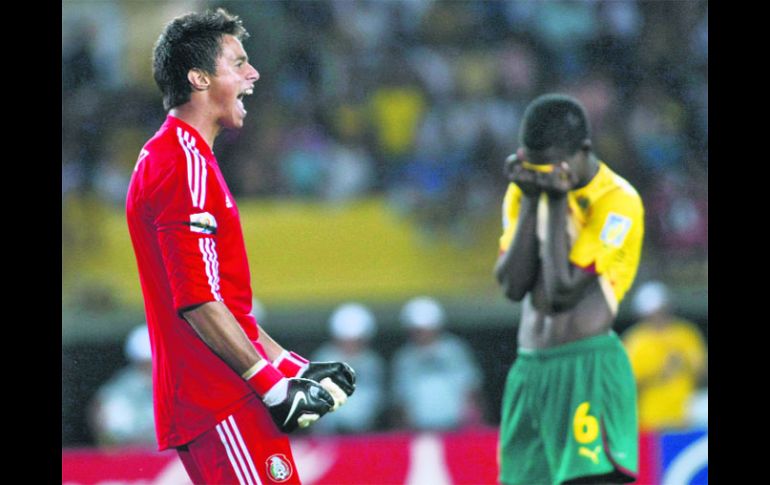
[{"left": 208, "top": 34, "right": 260, "bottom": 130}]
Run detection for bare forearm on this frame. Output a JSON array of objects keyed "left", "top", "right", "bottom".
[
  {"left": 542, "top": 196, "right": 593, "bottom": 310},
  {"left": 495, "top": 195, "right": 540, "bottom": 301},
  {"left": 257, "top": 325, "right": 287, "bottom": 362},
  {"left": 183, "top": 301, "right": 266, "bottom": 375}
]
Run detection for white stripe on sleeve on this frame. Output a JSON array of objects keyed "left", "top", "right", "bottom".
[
  {"left": 178, "top": 129, "right": 209, "bottom": 209},
  {"left": 198, "top": 238, "right": 223, "bottom": 301},
  {"left": 192, "top": 143, "right": 201, "bottom": 207},
  {"left": 206, "top": 239, "right": 222, "bottom": 299},
  {"left": 199, "top": 148, "right": 207, "bottom": 209},
  {"left": 177, "top": 128, "right": 195, "bottom": 207}
]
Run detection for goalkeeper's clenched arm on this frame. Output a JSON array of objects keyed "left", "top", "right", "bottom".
[
  {"left": 182, "top": 301, "right": 335, "bottom": 432},
  {"left": 261, "top": 324, "right": 357, "bottom": 412}
]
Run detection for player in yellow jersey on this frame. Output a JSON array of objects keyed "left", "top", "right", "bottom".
[
  {"left": 622, "top": 281, "right": 707, "bottom": 432},
  {"left": 495, "top": 94, "right": 644, "bottom": 484}
]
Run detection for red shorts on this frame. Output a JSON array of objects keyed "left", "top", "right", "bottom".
[{"left": 177, "top": 394, "right": 300, "bottom": 484}]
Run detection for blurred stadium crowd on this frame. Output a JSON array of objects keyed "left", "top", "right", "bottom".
[{"left": 62, "top": 0, "right": 707, "bottom": 272}]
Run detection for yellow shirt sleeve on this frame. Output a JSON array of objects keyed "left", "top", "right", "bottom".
[
  {"left": 499, "top": 183, "right": 522, "bottom": 253},
  {"left": 569, "top": 187, "right": 644, "bottom": 305}
]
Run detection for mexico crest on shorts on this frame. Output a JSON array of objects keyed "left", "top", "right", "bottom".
[{"left": 266, "top": 454, "right": 293, "bottom": 482}]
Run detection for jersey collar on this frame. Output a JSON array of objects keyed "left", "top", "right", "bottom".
[{"left": 165, "top": 114, "right": 215, "bottom": 158}]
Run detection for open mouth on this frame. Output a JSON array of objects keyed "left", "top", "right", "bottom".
[{"left": 237, "top": 87, "right": 254, "bottom": 114}]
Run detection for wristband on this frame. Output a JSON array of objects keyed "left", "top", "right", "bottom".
[
  {"left": 243, "top": 360, "right": 286, "bottom": 399},
  {"left": 521, "top": 160, "right": 555, "bottom": 173},
  {"left": 274, "top": 350, "right": 310, "bottom": 378}
]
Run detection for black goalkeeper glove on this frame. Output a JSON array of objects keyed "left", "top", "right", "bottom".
[
  {"left": 274, "top": 351, "right": 356, "bottom": 411},
  {"left": 243, "top": 360, "right": 334, "bottom": 433},
  {"left": 265, "top": 378, "right": 335, "bottom": 433},
  {"left": 302, "top": 361, "right": 356, "bottom": 410}
]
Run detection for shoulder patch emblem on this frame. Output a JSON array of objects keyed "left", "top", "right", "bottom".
[
  {"left": 600, "top": 213, "right": 632, "bottom": 248},
  {"left": 187, "top": 212, "right": 218, "bottom": 235}
]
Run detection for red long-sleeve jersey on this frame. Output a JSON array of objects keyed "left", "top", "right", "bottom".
[{"left": 126, "top": 115, "right": 262, "bottom": 450}]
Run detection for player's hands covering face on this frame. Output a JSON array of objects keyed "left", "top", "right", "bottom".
[
  {"left": 504, "top": 149, "right": 543, "bottom": 198},
  {"left": 537, "top": 161, "right": 580, "bottom": 197}
]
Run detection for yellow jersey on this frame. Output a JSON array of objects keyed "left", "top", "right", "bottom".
[
  {"left": 499, "top": 161, "right": 644, "bottom": 314},
  {"left": 622, "top": 318, "right": 707, "bottom": 431}
]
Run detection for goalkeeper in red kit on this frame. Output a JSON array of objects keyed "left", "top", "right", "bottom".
[{"left": 125, "top": 9, "right": 355, "bottom": 484}]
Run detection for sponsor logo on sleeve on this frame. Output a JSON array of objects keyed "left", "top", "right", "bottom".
[
  {"left": 600, "top": 213, "right": 632, "bottom": 248},
  {"left": 186, "top": 212, "right": 218, "bottom": 235}
]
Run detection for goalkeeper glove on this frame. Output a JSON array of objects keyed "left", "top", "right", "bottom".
[
  {"left": 243, "top": 360, "right": 334, "bottom": 433},
  {"left": 274, "top": 350, "right": 356, "bottom": 411}
]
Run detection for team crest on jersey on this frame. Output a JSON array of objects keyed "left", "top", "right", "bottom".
[
  {"left": 266, "top": 454, "right": 293, "bottom": 482},
  {"left": 600, "top": 213, "right": 632, "bottom": 247},
  {"left": 187, "top": 212, "right": 218, "bottom": 235}
]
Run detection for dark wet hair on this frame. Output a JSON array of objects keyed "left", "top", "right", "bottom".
[
  {"left": 152, "top": 8, "right": 248, "bottom": 111},
  {"left": 519, "top": 94, "right": 590, "bottom": 156}
]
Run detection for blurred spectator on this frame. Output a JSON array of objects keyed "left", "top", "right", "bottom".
[
  {"left": 322, "top": 139, "right": 376, "bottom": 203},
  {"left": 622, "top": 281, "right": 707, "bottom": 432},
  {"left": 367, "top": 56, "right": 427, "bottom": 169},
  {"left": 277, "top": 123, "right": 332, "bottom": 197},
  {"left": 62, "top": 24, "right": 98, "bottom": 93},
  {"left": 528, "top": 0, "right": 599, "bottom": 82},
  {"left": 627, "top": 82, "right": 688, "bottom": 175},
  {"left": 311, "top": 303, "right": 386, "bottom": 434},
  {"left": 390, "top": 297, "right": 484, "bottom": 431},
  {"left": 88, "top": 325, "right": 155, "bottom": 447},
  {"left": 645, "top": 168, "right": 708, "bottom": 259}
]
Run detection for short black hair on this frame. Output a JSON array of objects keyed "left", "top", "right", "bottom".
[
  {"left": 152, "top": 8, "right": 248, "bottom": 111},
  {"left": 519, "top": 94, "right": 590, "bottom": 156}
]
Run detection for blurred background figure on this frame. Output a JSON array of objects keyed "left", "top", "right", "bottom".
[
  {"left": 310, "top": 302, "right": 386, "bottom": 434},
  {"left": 390, "top": 297, "right": 484, "bottom": 431},
  {"left": 88, "top": 324, "right": 155, "bottom": 447},
  {"left": 622, "top": 281, "right": 707, "bottom": 432}
]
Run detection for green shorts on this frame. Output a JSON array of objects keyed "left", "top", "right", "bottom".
[{"left": 499, "top": 332, "right": 638, "bottom": 485}]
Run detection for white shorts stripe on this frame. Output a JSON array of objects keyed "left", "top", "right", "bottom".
[
  {"left": 228, "top": 415, "right": 263, "bottom": 484},
  {"left": 221, "top": 419, "right": 257, "bottom": 485},
  {"left": 216, "top": 423, "right": 248, "bottom": 485}
]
